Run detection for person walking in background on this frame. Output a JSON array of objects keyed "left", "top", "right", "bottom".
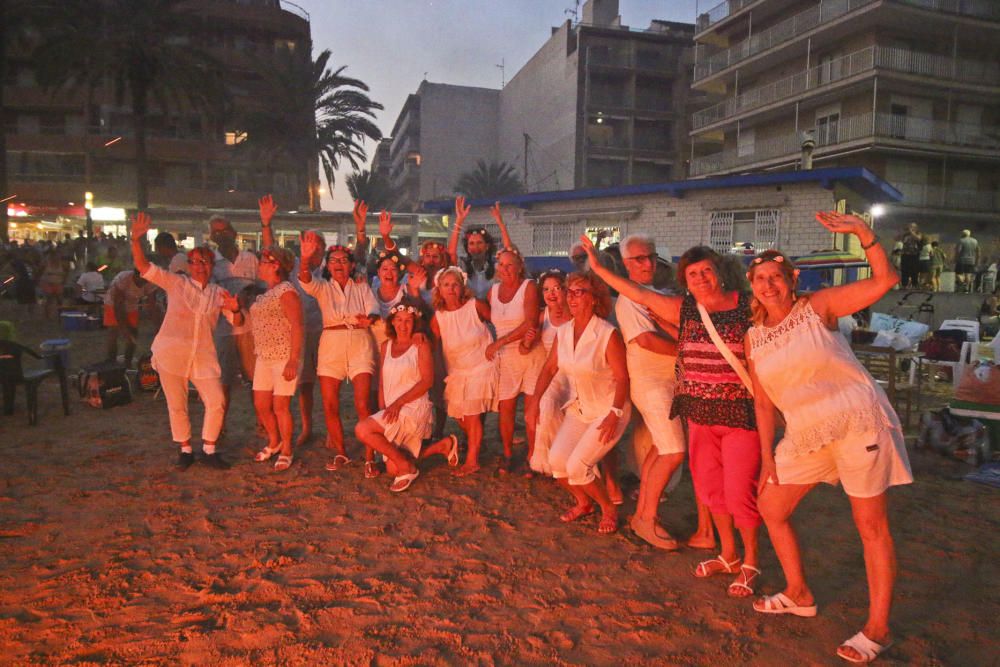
[
  {"left": 955, "top": 229, "right": 979, "bottom": 293},
  {"left": 897, "top": 223, "right": 922, "bottom": 289},
  {"left": 929, "top": 240, "right": 946, "bottom": 292},
  {"left": 104, "top": 269, "right": 158, "bottom": 368},
  {"left": 917, "top": 236, "right": 932, "bottom": 290},
  {"left": 129, "top": 212, "right": 242, "bottom": 470}
]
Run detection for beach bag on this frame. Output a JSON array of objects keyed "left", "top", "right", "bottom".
[
  {"left": 918, "top": 330, "right": 965, "bottom": 362},
  {"left": 137, "top": 353, "right": 159, "bottom": 392},
  {"left": 917, "top": 408, "right": 989, "bottom": 464},
  {"left": 78, "top": 361, "right": 132, "bottom": 409},
  {"left": 954, "top": 362, "right": 1000, "bottom": 406}
]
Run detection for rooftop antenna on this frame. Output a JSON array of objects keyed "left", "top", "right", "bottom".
[
  {"left": 496, "top": 58, "right": 505, "bottom": 87},
  {"left": 423, "top": 71, "right": 428, "bottom": 81},
  {"left": 565, "top": 0, "right": 581, "bottom": 22}
]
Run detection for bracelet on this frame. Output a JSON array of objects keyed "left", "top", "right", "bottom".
[
  {"left": 861, "top": 235, "right": 880, "bottom": 250},
  {"left": 608, "top": 406, "right": 624, "bottom": 418}
]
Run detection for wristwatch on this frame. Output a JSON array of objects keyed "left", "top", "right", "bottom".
[{"left": 608, "top": 406, "right": 624, "bottom": 418}]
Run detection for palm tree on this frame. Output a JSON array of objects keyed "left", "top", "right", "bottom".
[
  {"left": 454, "top": 160, "right": 525, "bottom": 199},
  {"left": 346, "top": 169, "right": 397, "bottom": 210},
  {"left": 239, "top": 49, "right": 383, "bottom": 211},
  {"left": 33, "top": 0, "right": 225, "bottom": 211}
]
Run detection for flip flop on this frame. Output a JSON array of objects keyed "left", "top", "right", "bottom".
[
  {"left": 365, "top": 460, "right": 381, "bottom": 479},
  {"left": 390, "top": 470, "right": 419, "bottom": 493},
  {"left": 446, "top": 435, "right": 460, "bottom": 467},
  {"left": 694, "top": 554, "right": 742, "bottom": 578},
  {"left": 727, "top": 564, "right": 761, "bottom": 598},
  {"left": 597, "top": 512, "right": 618, "bottom": 535},
  {"left": 753, "top": 592, "right": 817, "bottom": 617},
  {"left": 325, "top": 454, "right": 351, "bottom": 471},
  {"left": 273, "top": 455, "right": 293, "bottom": 472},
  {"left": 254, "top": 445, "right": 280, "bottom": 462},
  {"left": 837, "top": 631, "right": 892, "bottom": 663},
  {"left": 560, "top": 504, "right": 595, "bottom": 523}
]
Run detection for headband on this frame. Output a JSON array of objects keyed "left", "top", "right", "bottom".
[
  {"left": 388, "top": 304, "right": 421, "bottom": 317},
  {"left": 495, "top": 246, "right": 522, "bottom": 260},
  {"left": 434, "top": 265, "right": 469, "bottom": 288},
  {"left": 325, "top": 245, "right": 353, "bottom": 259},
  {"left": 465, "top": 228, "right": 489, "bottom": 238},
  {"left": 750, "top": 254, "right": 786, "bottom": 265},
  {"left": 377, "top": 249, "right": 403, "bottom": 265}
]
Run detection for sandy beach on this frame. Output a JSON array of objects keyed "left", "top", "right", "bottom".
[{"left": 1, "top": 307, "right": 997, "bottom": 666}]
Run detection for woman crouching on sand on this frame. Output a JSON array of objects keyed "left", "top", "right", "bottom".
[
  {"left": 746, "top": 212, "right": 911, "bottom": 664},
  {"left": 429, "top": 266, "right": 498, "bottom": 476},
  {"left": 250, "top": 247, "right": 302, "bottom": 472},
  {"left": 526, "top": 272, "right": 630, "bottom": 534},
  {"left": 355, "top": 304, "right": 457, "bottom": 492}
]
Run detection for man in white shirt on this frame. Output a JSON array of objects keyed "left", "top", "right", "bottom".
[
  {"left": 209, "top": 215, "right": 259, "bottom": 425},
  {"left": 104, "top": 269, "right": 158, "bottom": 368},
  {"left": 615, "top": 234, "right": 687, "bottom": 550},
  {"left": 75, "top": 262, "right": 106, "bottom": 305}
]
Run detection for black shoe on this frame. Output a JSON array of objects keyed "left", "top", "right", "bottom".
[
  {"left": 201, "top": 453, "right": 231, "bottom": 470},
  {"left": 176, "top": 451, "right": 195, "bottom": 470}
]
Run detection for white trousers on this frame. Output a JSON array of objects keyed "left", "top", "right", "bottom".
[
  {"left": 158, "top": 370, "right": 225, "bottom": 444},
  {"left": 549, "top": 403, "right": 631, "bottom": 485}
]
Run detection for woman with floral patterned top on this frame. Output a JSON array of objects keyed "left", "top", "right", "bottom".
[{"left": 580, "top": 237, "right": 762, "bottom": 599}]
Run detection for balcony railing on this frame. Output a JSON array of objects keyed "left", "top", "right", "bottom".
[
  {"left": 692, "top": 45, "right": 1000, "bottom": 130},
  {"left": 690, "top": 111, "right": 1000, "bottom": 175},
  {"left": 694, "top": 0, "right": 877, "bottom": 81},
  {"left": 895, "top": 0, "right": 1000, "bottom": 21},
  {"left": 696, "top": 0, "right": 759, "bottom": 32},
  {"left": 893, "top": 182, "right": 1000, "bottom": 212}
]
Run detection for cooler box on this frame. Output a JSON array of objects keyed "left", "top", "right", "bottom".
[
  {"left": 61, "top": 311, "right": 88, "bottom": 331},
  {"left": 40, "top": 339, "right": 71, "bottom": 370}
]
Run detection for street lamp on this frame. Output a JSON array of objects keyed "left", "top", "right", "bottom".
[{"left": 85, "top": 191, "right": 94, "bottom": 241}]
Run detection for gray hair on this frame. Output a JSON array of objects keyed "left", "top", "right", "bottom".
[
  {"left": 207, "top": 214, "right": 234, "bottom": 231},
  {"left": 621, "top": 233, "right": 656, "bottom": 258}
]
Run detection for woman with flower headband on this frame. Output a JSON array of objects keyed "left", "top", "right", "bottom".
[
  {"left": 521, "top": 268, "right": 572, "bottom": 475},
  {"left": 298, "top": 234, "right": 380, "bottom": 476},
  {"left": 249, "top": 246, "right": 302, "bottom": 472},
  {"left": 526, "top": 272, "right": 630, "bottom": 534},
  {"left": 429, "top": 265, "right": 499, "bottom": 476},
  {"left": 448, "top": 197, "right": 514, "bottom": 300},
  {"left": 745, "top": 212, "right": 910, "bottom": 664},
  {"left": 355, "top": 304, "right": 457, "bottom": 492},
  {"left": 371, "top": 246, "right": 421, "bottom": 351},
  {"left": 579, "top": 235, "right": 762, "bottom": 598},
  {"left": 488, "top": 241, "right": 546, "bottom": 474}
]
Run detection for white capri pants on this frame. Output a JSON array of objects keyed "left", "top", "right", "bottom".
[
  {"left": 158, "top": 370, "right": 226, "bottom": 444},
  {"left": 549, "top": 402, "right": 631, "bottom": 485}
]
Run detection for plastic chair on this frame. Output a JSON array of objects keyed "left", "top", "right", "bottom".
[
  {"left": 938, "top": 319, "right": 980, "bottom": 343},
  {"left": 0, "top": 341, "right": 71, "bottom": 426}
]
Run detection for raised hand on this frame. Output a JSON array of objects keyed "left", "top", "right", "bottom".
[
  {"left": 379, "top": 210, "right": 393, "bottom": 239},
  {"left": 454, "top": 196, "right": 470, "bottom": 227},
  {"left": 489, "top": 201, "right": 503, "bottom": 226},
  {"left": 300, "top": 233, "right": 321, "bottom": 262},
  {"left": 353, "top": 200, "right": 368, "bottom": 232},
  {"left": 816, "top": 210, "right": 868, "bottom": 236},
  {"left": 578, "top": 234, "right": 599, "bottom": 265},
  {"left": 258, "top": 194, "right": 278, "bottom": 227},
  {"left": 131, "top": 212, "right": 152, "bottom": 239}
]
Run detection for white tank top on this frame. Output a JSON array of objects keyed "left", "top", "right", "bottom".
[
  {"left": 381, "top": 343, "right": 427, "bottom": 407},
  {"left": 541, "top": 307, "right": 564, "bottom": 354},
  {"left": 436, "top": 299, "right": 494, "bottom": 374},
  {"left": 490, "top": 279, "right": 534, "bottom": 338},
  {"left": 556, "top": 315, "right": 618, "bottom": 421}
]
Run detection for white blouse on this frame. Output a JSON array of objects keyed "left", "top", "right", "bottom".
[
  {"left": 142, "top": 264, "right": 234, "bottom": 379},
  {"left": 299, "top": 276, "right": 378, "bottom": 328},
  {"left": 556, "top": 315, "right": 619, "bottom": 422}
]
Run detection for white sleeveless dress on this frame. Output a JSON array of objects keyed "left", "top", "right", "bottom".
[
  {"left": 371, "top": 285, "right": 406, "bottom": 351},
  {"left": 437, "top": 299, "right": 499, "bottom": 418},
  {"left": 372, "top": 343, "right": 432, "bottom": 457},
  {"left": 490, "top": 279, "right": 547, "bottom": 400},
  {"left": 748, "top": 299, "right": 912, "bottom": 492},
  {"left": 531, "top": 309, "right": 571, "bottom": 474}
]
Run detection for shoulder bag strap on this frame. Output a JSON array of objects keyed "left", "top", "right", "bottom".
[{"left": 696, "top": 301, "right": 754, "bottom": 397}]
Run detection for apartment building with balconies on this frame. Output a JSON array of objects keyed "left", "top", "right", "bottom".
[
  {"left": 4, "top": 0, "right": 312, "bottom": 219},
  {"left": 690, "top": 0, "right": 1000, "bottom": 241}
]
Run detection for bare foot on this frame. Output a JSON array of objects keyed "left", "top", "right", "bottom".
[
  {"left": 295, "top": 430, "right": 313, "bottom": 447},
  {"left": 598, "top": 509, "right": 618, "bottom": 534},
  {"left": 454, "top": 464, "right": 480, "bottom": 477},
  {"left": 560, "top": 503, "right": 595, "bottom": 523},
  {"left": 686, "top": 535, "right": 717, "bottom": 550}
]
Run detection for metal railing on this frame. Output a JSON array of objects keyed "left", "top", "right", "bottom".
[
  {"left": 694, "top": 0, "right": 877, "bottom": 81},
  {"left": 278, "top": 0, "right": 309, "bottom": 21},
  {"left": 690, "top": 111, "right": 1000, "bottom": 175},
  {"left": 895, "top": 0, "right": 1000, "bottom": 21},
  {"left": 692, "top": 44, "right": 1000, "bottom": 130},
  {"left": 696, "top": 0, "right": 759, "bottom": 32},
  {"left": 894, "top": 182, "right": 1000, "bottom": 212}
]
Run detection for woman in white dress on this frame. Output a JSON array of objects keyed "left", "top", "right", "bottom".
[
  {"left": 250, "top": 247, "right": 302, "bottom": 472},
  {"left": 746, "top": 212, "right": 911, "bottom": 664},
  {"left": 355, "top": 305, "right": 457, "bottom": 492},
  {"left": 429, "top": 266, "right": 498, "bottom": 476},
  {"left": 371, "top": 248, "right": 414, "bottom": 351},
  {"left": 521, "top": 269, "right": 572, "bottom": 475},
  {"left": 526, "top": 272, "right": 630, "bottom": 534},
  {"left": 128, "top": 212, "right": 242, "bottom": 470}
]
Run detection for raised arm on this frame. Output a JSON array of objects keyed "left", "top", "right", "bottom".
[
  {"left": 378, "top": 209, "right": 396, "bottom": 251},
  {"left": 352, "top": 199, "right": 370, "bottom": 266},
  {"left": 259, "top": 194, "right": 278, "bottom": 250},
  {"left": 807, "top": 211, "right": 899, "bottom": 321},
  {"left": 579, "top": 234, "right": 682, "bottom": 326},
  {"left": 297, "top": 234, "right": 322, "bottom": 285},
  {"left": 490, "top": 201, "right": 514, "bottom": 251},
  {"left": 447, "top": 196, "right": 470, "bottom": 266},
  {"left": 129, "top": 213, "right": 152, "bottom": 275}
]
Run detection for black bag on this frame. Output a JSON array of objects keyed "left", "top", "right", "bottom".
[{"left": 78, "top": 361, "right": 132, "bottom": 409}]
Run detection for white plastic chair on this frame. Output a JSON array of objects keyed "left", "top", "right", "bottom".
[
  {"left": 938, "top": 318, "right": 980, "bottom": 343},
  {"left": 923, "top": 320, "right": 980, "bottom": 387}
]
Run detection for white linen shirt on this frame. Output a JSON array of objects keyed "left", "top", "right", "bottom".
[
  {"left": 299, "top": 276, "right": 378, "bottom": 327},
  {"left": 142, "top": 263, "right": 233, "bottom": 379}
]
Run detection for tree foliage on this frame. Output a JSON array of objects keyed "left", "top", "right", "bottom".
[
  {"left": 346, "top": 169, "right": 398, "bottom": 211},
  {"left": 454, "top": 160, "right": 524, "bottom": 200}
]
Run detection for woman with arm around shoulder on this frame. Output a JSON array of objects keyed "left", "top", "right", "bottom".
[
  {"left": 250, "top": 247, "right": 302, "bottom": 471},
  {"left": 526, "top": 272, "right": 630, "bottom": 534},
  {"left": 745, "top": 212, "right": 909, "bottom": 664}
]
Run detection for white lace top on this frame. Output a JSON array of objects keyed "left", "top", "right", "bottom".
[{"left": 747, "top": 299, "right": 900, "bottom": 460}]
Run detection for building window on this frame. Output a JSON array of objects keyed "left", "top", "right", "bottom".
[
  {"left": 737, "top": 128, "right": 755, "bottom": 157},
  {"left": 815, "top": 104, "right": 841, "bottom": 145},
  {"left": 817, "top": 52, "right": 843, "bottom": 85},
  {"left": 531, "top": 220, "right": 579, "bottom": 256},
  {"left": 225, "top": 130, "right": 247, "bottom": 145},
  {"left": 708, "top": 209, "right": 781, "bottom": 254}
]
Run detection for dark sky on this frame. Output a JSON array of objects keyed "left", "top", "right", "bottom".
[{"left": 290, "top": 0, "right": 700, "bottom": 209}]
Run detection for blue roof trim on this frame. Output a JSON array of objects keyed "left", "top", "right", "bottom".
[{"left": 423, "top": 167, "right": 903, "bottom": 212}]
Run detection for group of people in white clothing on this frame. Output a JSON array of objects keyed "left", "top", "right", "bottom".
[{"left": 129, "top": 196, "right": 910, "bottom": 664}]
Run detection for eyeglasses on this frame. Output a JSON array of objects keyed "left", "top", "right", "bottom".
[
  {"left": 260, "top": 257, "right": 279, "bottom": 265},
  {"left": 624, "top": 253, "right": 657, "bottom": 263},
  {"left": 570, "top": 254, "right": 587, "bottom": 263},
  {"left": 188, "top": 259, "right": 211, "bottom": 266},
  {"left": 566, "top": 287, "right": 591, "bottom": 298},
  {"left": 327, "top": 257, "right": 351, "bottom": 265}
]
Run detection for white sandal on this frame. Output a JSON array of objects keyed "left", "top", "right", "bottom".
[
  {"left": 693, "top": 554, "right": 742, "bottom": 578},
  {"left": 753, "top": 592, "right": 817, "bottom": 617},
  {"left": 254, "top": 445, "right": 280, "bottom": 462},
  {"left": 727, "top": 564, "right": 761, "bottom": 597},
  {"left": 273, "top": 455, "right": 293, "bottom": 472},
  {"left": 837, "top": 631, "right": 892, "bottom": 663},
  {"left": 390, "top": 470, "right": 419, "bottom": 493}
]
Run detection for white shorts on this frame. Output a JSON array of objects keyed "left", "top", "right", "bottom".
[
  {"left": 631, "top": 376, "right": 686, "bottom": 455},
  {"left": 298, "top": 328, "right": 321, "bottom": 385},
  {"left": 317, "top": 329, "right": 376, "bottom": 381},
  {"left": 252, "top": 358, "right": 298, "bottom": 396},
  {"left": 775, "top": 429, "right": 913, "bottom": 498}
]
